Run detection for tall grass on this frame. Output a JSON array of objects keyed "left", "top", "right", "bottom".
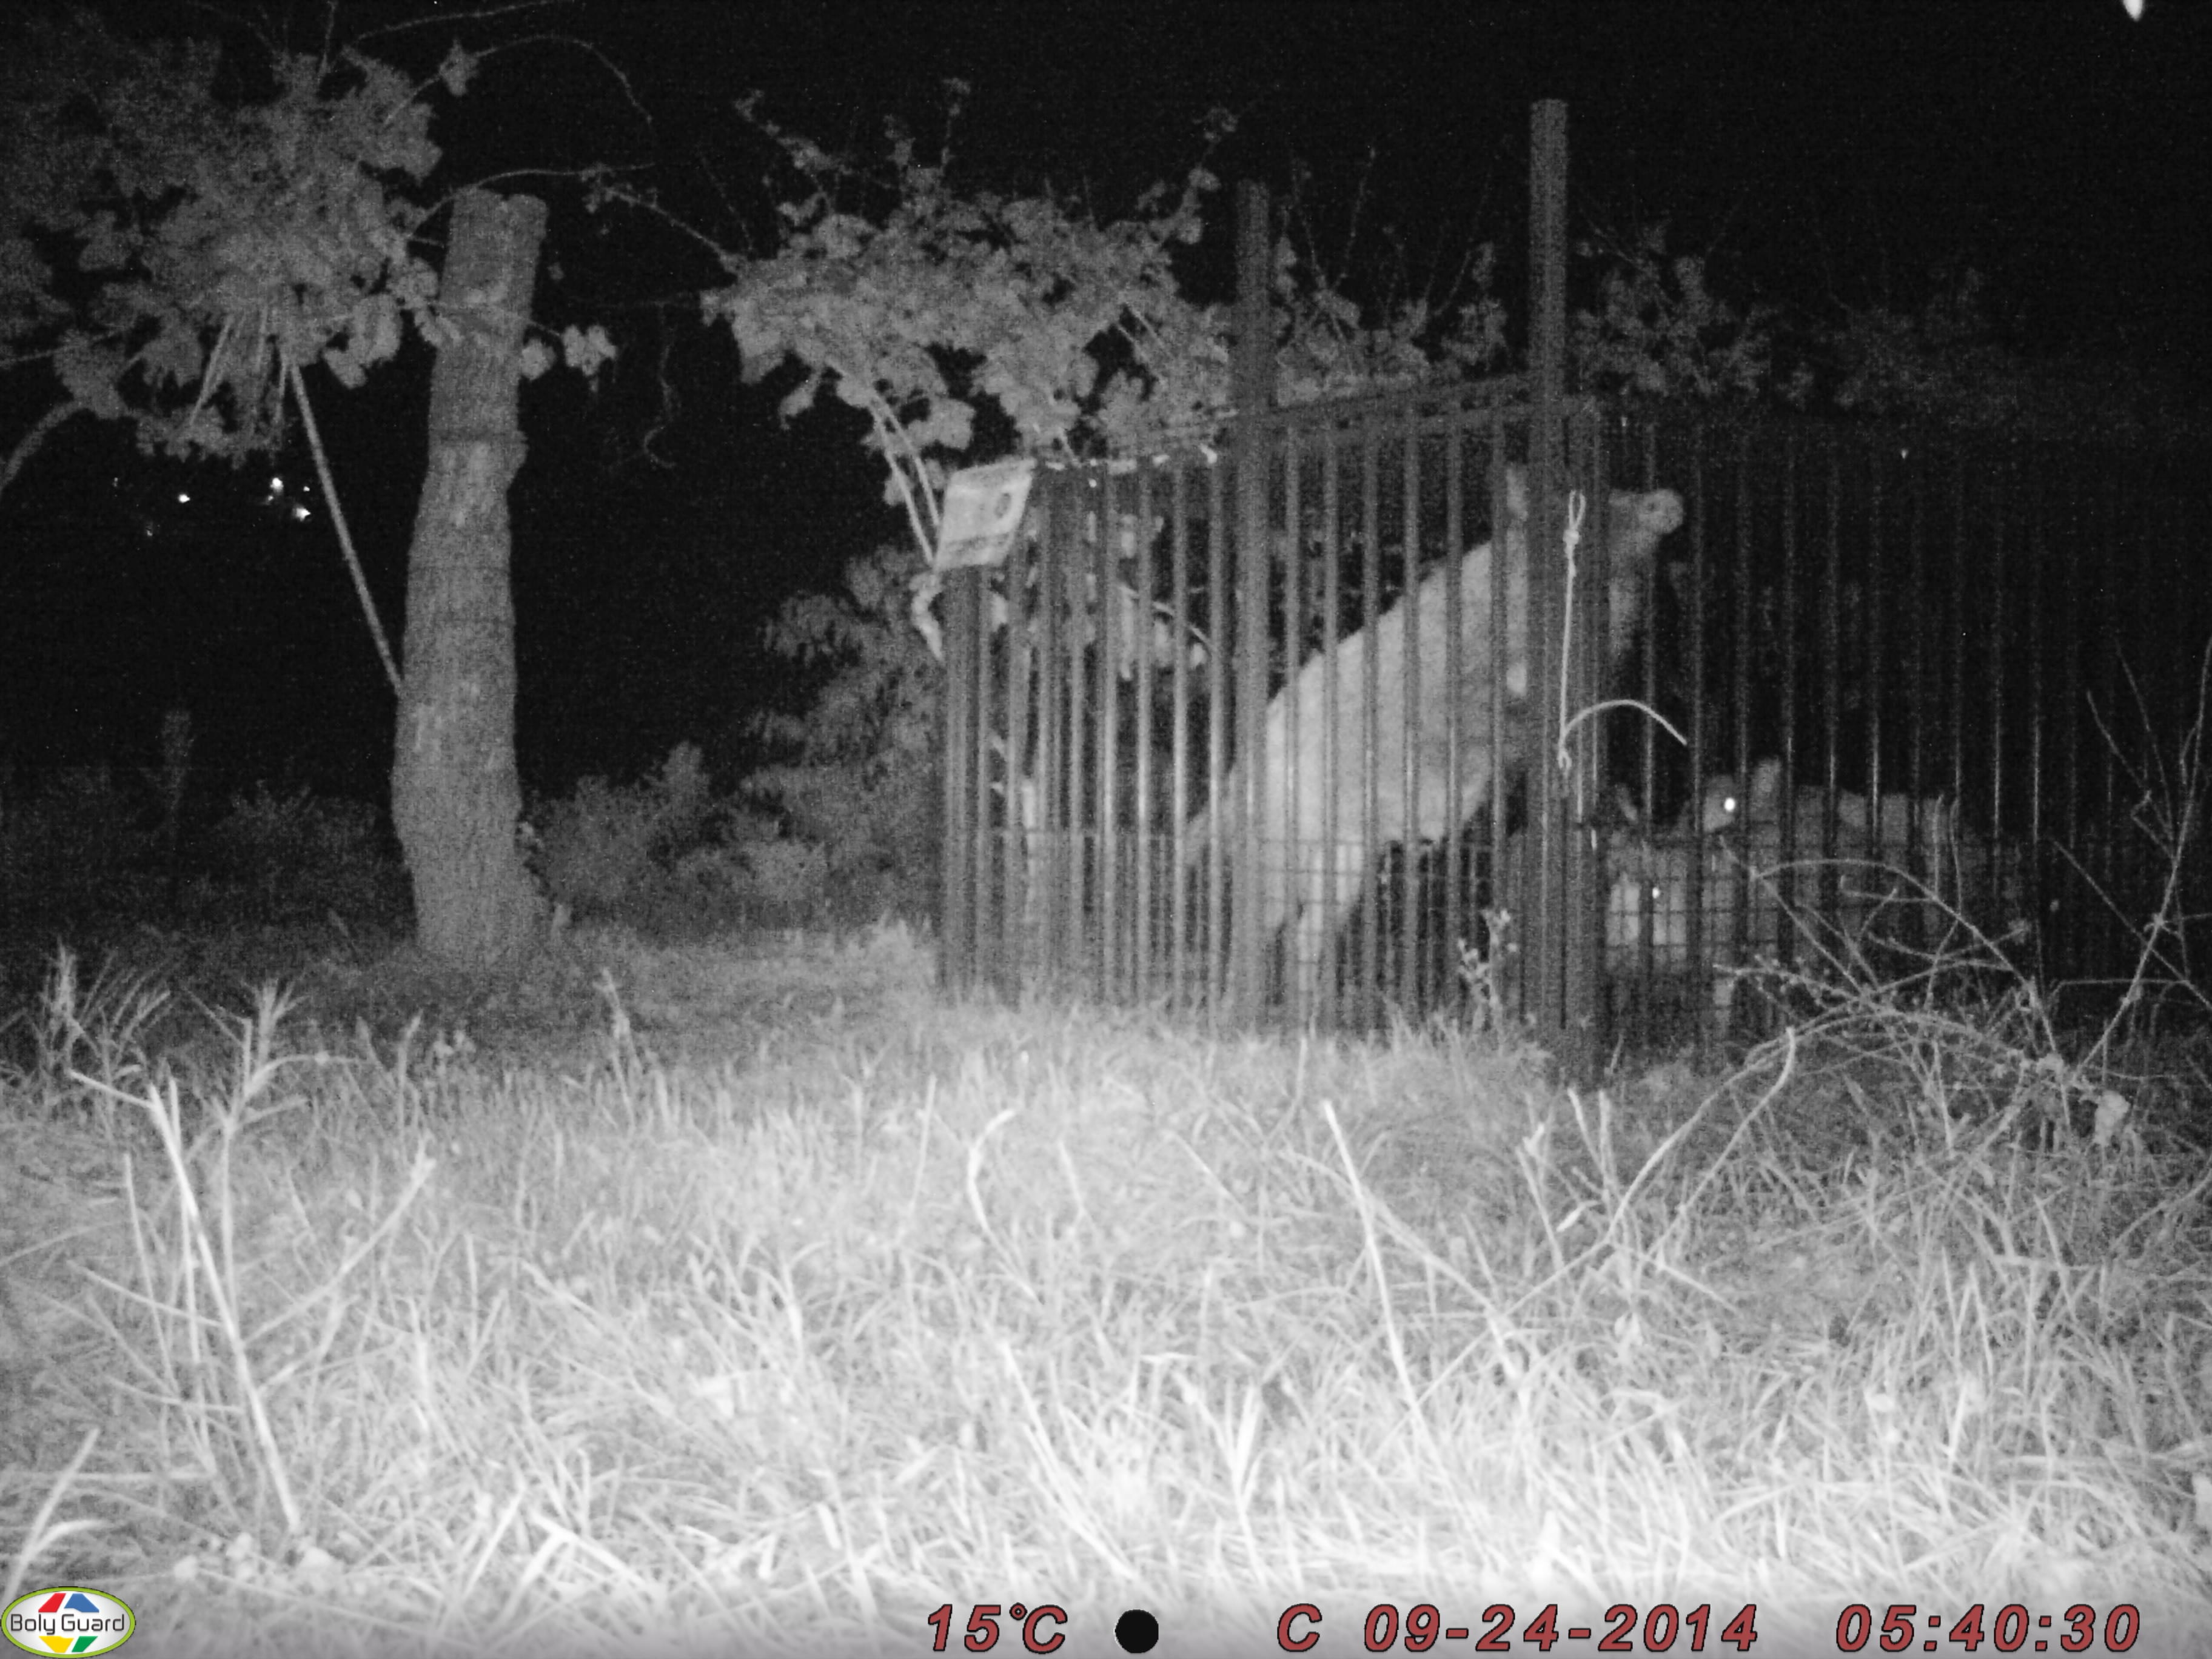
[{"left": 4, "top": 915, "right": 2210, "bottom": 1656}]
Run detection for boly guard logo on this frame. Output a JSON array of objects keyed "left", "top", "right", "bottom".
[{"left": 3, "top": 1588, "right": 135, "bottom": 1655}]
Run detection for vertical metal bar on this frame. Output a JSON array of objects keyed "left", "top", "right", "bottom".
[
  {"left": 2025, "top": 457, "right": 2046, "bottom": 954},
  {"left": 938, "top": 561, "right": 979, "bottom": 992},
  {"left": 1620, "top": 412, "right": 1667, "bottom": 1050},
  {"left": 2081, "top": 471, "right": 2106, "bottom": 978},
  {"left": 1680, "top": 418, "right": 1709, "bottom": 1045},
  {"left": 1819, "top": 433, "right": 1843, "bottom": 928},
  {"left": 1204, "top": 459, "right": 1228, "bottom": 1008},
  {"left": 1907, "top": 452, "right": 1930, "bottom": 874},
  {"left": 1318, "top": 432, "right": 1345, "bottom": 1028},
  {"left": 1281, "top": 426, "right": 1304, "bottom": 1021},
  {"left": 1529, "top": 99, "right": 1570, "bottom": 1051},
  {"left": 2150, "top": 474, "right": 2176, "bottom": 957},
  {"left": 1398, "top": 418, "right": 1423, "bottom": 1010},
  {"left": 1231, "top": 182, "right": 1273, "bottom": 1022},
  {"left": 972, "top": 555, "right": 999, "bottom": 985},
  {"left": 1723, "top": 426, "right": 1753, "bottom": 1024},
  {"left": 1635, "top": 418, "right": 1665, "bottom": 832},
  {"left": 1489, "top": 426, "right": 1517, "bottom": 1023},
  {"left": 1036, "top": 477, "right": 1066, "bottom": 977},
  {"left": 1948, "top": 451, "right": 1969, "bottom": 820},
  {"left": 1062, "top": 482, "right": 1091, "bottom": 977},
  {"left": 1095, "top": 469, "right": 1122, "bottom": 998},
  {"left": 2153, "top": 481, "right": 2177, "bottom": 974},
  {"left": 1615, "top": 472, "right": 1654, "bottom": 1047},
  {"left": 2180, "top": 481, "right": 2204, "bottom": 964},
  {"left": 2133, "top": 465, "right": 2159, "bottom": 964},
  {"left": 1563, "top": 404, "right": 1604, "bottom": 1041},
  {"left": 1441, "top": 426, "right": 1468, "bottom": 1017},
  {"left": 1169, "top": 460, "right": 1194, "bottom": 1008},
  {"left": 1864, "top": 443, "right": 1890, "bottom": 901},
  {"left": 1132, "top": 461, "right": 1157, "bottom": 1000},
  {"left": 1000, "top": 483, "right": 1035, "bottom": 982},
  {"left": 1985, "top": 453, "right": 2008, "bottom": 901},
  {"left": 2060, "top": 468, "right": 2084, "bottom": 978},
  {"left": 1356, "top": 429, "right": 1383, "bottom": 1027},
  {"left": 1057, "top": 484, "right": 1084, "bottom": 987},
  {"left": 1769, "top": 432, "right": 1800, "bottom": 973},
  {"left": 970, "top": 522, "right": 1001, "bottom": 990}
]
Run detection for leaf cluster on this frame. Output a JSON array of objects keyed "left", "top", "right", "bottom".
[
  {"left": 1, "top": 10, "right": 451, "bottom": 466},
  {"left": 751, "top": 543, "right": 940, "bottom": 771},
  {"left": 742, "top": 543, "right": 943, "bottom": 894},
  {"left": 1825, "top": 268, "right": 2179, "bottom": 446},
  {"left": 1572, "top": 223, "right": 1789, "bottom": 404},
  {"left": 703, "top": 90, "right": 1232, "bottom": 528}
]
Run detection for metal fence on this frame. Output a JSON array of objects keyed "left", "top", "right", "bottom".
[
  {"left": 939, "top": 386, "right": 1671, "bottom": 1034},
  {"left": 1608, "top": 410, "right": 2212, "bottom": 1046},
  {"left": 940, "top": 392, "right": 2212, "bottom": 1048}
]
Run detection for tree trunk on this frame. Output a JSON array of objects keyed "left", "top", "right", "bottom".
[{"left": 391, "top": 189, "right": 548, "bottom": 967}]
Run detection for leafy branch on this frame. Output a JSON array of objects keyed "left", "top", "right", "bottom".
[{"left": 1, "top": 10, "right": 618, "bottom": 688}]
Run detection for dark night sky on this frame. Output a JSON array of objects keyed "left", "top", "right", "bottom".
[{"left": 4, "top": 0, "right": 2207, "bottom": 805}]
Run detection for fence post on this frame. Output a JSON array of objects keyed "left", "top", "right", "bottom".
[
  {"left": 938, "top": 563, "right": 984, "bottom": 993},
  {"left": 1562, "top": 407, "right": 1607, "bottom": 1064},
  {"left": 1526, "top": 99, "right": 1589, "bottom": 1062},
  {"left": 1231, "top": 181, "right": 1273, "bottom": 1021}
]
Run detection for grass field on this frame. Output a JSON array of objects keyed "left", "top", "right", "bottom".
[{"left": 5, "top": 903, "right": 2211, "bottom": 1658}]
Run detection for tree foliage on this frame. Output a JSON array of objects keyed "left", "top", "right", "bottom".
[
  {"left": 699, "top": 87, "right": 1233, "bottom": 560},
  {"left": 1572, "top": 223, "right": 1791, "bottom": 404},
  {"left": 1570, "top": 225, "right": 2191, "bottom": 446},
  {"left": 743, "top": 543, "right": 942, "bottom": 896},
  {"left": 709, "top": 84, "right": 2156, "bottom": 586},
  {"left": 698, "top": 90, "right": 1526, "bottom": 570},
  {"left": 1, "top": 11, "right": 441, "bottom": 486},
  {"left": 1823, "top": 267, "right": 2181, "bottom": 444},
  {"left": 0, "top": 9, "right": 613, "bottom": 498}
]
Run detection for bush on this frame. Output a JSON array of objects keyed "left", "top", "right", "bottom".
[
  {"left": 0, "top": 765, "right": 156, "bottom": 915},
  {"left": 30, "top": 765, "right": 147, "bottom": 864},
  {"left": 205, "top": 783, "right": 398, "bottom": 917},
  {"left": 663, "top": 832, "right": 831, "bottom": 923},
  {"left": 532, "top": 743, "right": 714, "bottom": 916},
  {"left": 740, "top": 545, "right": 942, "bottom": 918}
]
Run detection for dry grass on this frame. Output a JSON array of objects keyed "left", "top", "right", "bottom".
[{"left": 4, "top": 920, "right": 2211, "bottom": 1658}]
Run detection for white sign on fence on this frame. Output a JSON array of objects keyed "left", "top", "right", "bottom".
[{"left": 935, "top": 459, "right": 1036, "bottom": 571}]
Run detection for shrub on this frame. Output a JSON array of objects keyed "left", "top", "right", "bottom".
[
  {"left": 206, "top": 784, "right": 397, "bottom": 916},
  {"left": 532, "top": 743, "right": 714, "bottom": 916},
  {"left": 0, "top": 765, "right": 155, "bottom": 913},
  {"left": 740, "top": 545, "right": 942, "bottom": 917}
]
